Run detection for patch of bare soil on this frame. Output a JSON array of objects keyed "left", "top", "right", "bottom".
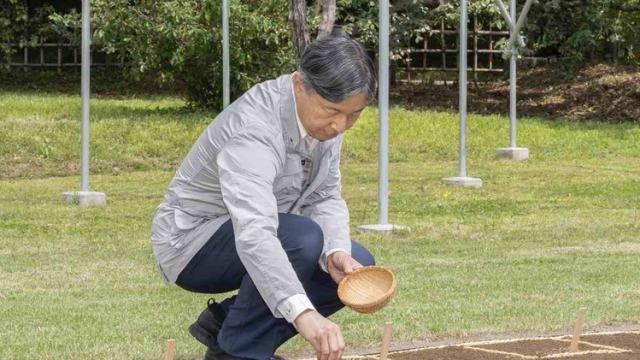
[
  {"left": 386, "top": 332, "right": 640, "bottom": 360},
  {"left": 474, "top": 339, "right": 601, "bottom": 357},
  {"left": 390, "top": 63, "right": 640, "bottom": 123},
  {"left": 389, "top": 346, "right": 516, "bottom": 360}
]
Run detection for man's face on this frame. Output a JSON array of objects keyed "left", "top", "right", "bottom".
[{"left": 294, "top": 73, "right": 368, "bottom": 141}]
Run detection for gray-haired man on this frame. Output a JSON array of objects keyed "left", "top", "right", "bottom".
[{"left": 151, "top": 30, "right": 377, "bottom": 360}]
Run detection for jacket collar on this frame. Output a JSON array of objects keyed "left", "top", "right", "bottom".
[
  {"left": 280, "top": 73, "right": 301, "bottom": 150},
  {"left": 279, "top": 73, "right": 336, "bottom": 155}
]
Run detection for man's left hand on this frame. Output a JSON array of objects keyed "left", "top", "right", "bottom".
[{"left": 327, "top": 252, "right": 363, "bottom": 284}]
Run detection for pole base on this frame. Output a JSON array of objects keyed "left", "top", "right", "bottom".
[
  {"left": 61, "top": 191, "right": 107, "bottom": 207},
  {"left": 442, "top": 177, "right": 483, "bottom": 188},
  {"left": 356, "top": 224, "right": 411, "bottom": 234},
  {"left": 496, "top": 147, "right": 529, "bottom": 160}
]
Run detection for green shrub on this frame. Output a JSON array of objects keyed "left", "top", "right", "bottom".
[
  {"left": 338, "top": 0, "right": 640, "bottom": 75},
  {"left": 525, "top": 0, "right": 640, "bottom": 73},
  {"left": 1, "top": 1, "right": 58, "bottom": 71},
  {"left": 50, "top": 0, "right": 295, "bottom": 110},
  {"left": 0, "top": 0, "right": 28, "bottom": 70}
]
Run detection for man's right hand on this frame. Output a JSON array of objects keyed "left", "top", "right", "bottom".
[{"left": 295, "top": 310, "right": 345, "bottom": 360}]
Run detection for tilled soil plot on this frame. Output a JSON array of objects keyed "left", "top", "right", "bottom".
[{"left": 381, "top": 332, "right": 640, "bottom": 360}]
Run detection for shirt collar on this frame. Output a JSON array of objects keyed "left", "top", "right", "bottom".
[
  {"left": 291, "top": 74, "right": 307, "bottom": 140},
  {"left": 291, "top": 74, "right": 318, "bottom": 151}
]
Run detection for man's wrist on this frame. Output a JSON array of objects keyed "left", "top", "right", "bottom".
[
  {"left": 276, "top": 294, "right": 315, "bottom": 329},
  {"left": 294, "top": 309, "right": 316, "bottom": 328},
  {"left": 320, "top": 248, "right": 350, "bottom": 272}
]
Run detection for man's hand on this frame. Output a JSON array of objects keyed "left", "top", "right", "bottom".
[
  {"left": 327, "top": 252, "right": 363, "bottom": 284},
  {"left": 295, "top": 310, "right": 345, "bottom": 360}
]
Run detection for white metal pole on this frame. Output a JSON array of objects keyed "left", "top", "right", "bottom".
[
  {"left": 458, "top": 0, "right": 468, "bottom": 178},
  {"left": 509, "top": 0, "right": 517, "bottom": 148},
  {"left": 357, "top": 0, "right": 412, "bottom": 230},
  {"left": 378, "top": 0, "right": 389, "bottom": 225},
  {"left": 494, "top": 0, "right": 526, "bottom": 48},
  {"left": 493, "top": 0, "right": 525, "bottom": 45},
  {"left": 494, "top": 0, "right": 530, "bottom": 161},
  {"left": 222, "top": 0, "right": 230, "bottom": 109},
  {"left": 81, "top": 0, "right": 91, "bottom": 191},
  {"left": 503, "top": 0, "right": 534, "bottom": 56},
  {"left": 494, "top": 0, "right": 515, "bottom": 29},
  {"left": 442, "top": 0, "right": 481, "bottom": 187},
  {"left": 60, "top": 0, "right": 106, "bottom": 206}
]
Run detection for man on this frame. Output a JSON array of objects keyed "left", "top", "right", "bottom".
[{"left": 150, "top": 30, "right": 377, "bottom": 360}]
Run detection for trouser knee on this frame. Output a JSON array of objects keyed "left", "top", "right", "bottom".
[{"left": 278, "top": 214, "right": 324, "bottom": 279}]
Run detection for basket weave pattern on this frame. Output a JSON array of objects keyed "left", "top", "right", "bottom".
[{"left": 337, "top": 266, "right": 396, "bottom": 314}]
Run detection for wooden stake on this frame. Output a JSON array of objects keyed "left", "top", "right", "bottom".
[
  {"left": 569, "top": 308, "right": 586, "bottom": 353},
  {"left": 380, "top": 322, "right": 393, "bottom": 360},
  {"left": 164, "top": 339, "right": 176, "bottom": 360}
]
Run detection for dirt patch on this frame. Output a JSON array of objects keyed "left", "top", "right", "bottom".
[
  {"left": 390, "top": 63, "right": 640, "bottom": 123},
  {"left": 581, "top": 333, "right": 640, "bottom": 352},
  {"left": 474, "top": 339, "right": 602, "bottom": 358},
  {"left": 472, "top": 339, "right": 601, "bottom": 357},
  {"left": 382, "top": 332, "right": 640, "bottom": 360},
  {"left": 389, "top": 346, "right": 515, "bottom": 360}
]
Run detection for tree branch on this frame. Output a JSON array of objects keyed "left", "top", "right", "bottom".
[
  {"left": 288, "top": 0, "right": 311, "bottom": 62},
  {"left": 317, "top": 0, "right": 336, "bottom": 39}
]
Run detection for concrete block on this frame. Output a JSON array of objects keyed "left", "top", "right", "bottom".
[
  {"left": 442, "top": 177, "right": 483, "bottom": 188},
  {"left": 496, "top": 147, "right": 530, "bottom": 161},
  {"left": 60, "top": 191, "right": 107, "bottom": 207}
]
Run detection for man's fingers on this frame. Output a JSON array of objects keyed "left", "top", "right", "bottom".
[
  {"left": 334, "top": 331, "right": 345, "bottom": 360},
  {"left": 319, "top": 330, "right": 331, "bottom": 360},
  {"left": 313, "top": 330, "right": 323, "bottom": 360},
  {"left": 337, "top": 330, "right": 346, "bottom": 350},
  {"left": 344, "top": 262, "right": 354, "bottom": 275},
  {"left": 314, "top": 336, "right": 322, "bottom": 360},
  {"left": 327, "top": 329, "right": 342, "bottom": 360},
  {"left": 345, "top": 258, "right": 363, "bottom": 275}
]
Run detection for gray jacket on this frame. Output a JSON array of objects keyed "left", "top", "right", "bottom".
[{"left": 150, "top": 73, "right": 351, "bottom": 315}]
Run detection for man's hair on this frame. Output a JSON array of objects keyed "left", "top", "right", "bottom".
[{"left": 297, "top": 30, "right": 377, "bottom": 103}]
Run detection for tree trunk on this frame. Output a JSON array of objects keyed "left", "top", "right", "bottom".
[
  {"left": 288, "top": 0, "right": 311, "bottom": 62},
  {"left": 317, "top": 0, "right": 337, "bottom": 39}
]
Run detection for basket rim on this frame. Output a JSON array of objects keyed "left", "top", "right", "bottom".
[{"left": 337, "top": 265, "right": 396, "bottom": 310}]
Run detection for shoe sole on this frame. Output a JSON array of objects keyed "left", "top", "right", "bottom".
[
  {"left": 189, "top": 321, "right": 217, "bottom": 348},
  {"left": 204, "top": 348, "right": 217, "bottom": 360}
]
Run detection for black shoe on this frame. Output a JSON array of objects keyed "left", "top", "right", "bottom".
[
  {"left": 204, "top": 347, "right": 285, "bottom": 360},
  {"left": 189, "top": 298, "right": 227, "bottom": 349},
  {"left": 204, "top": 346, "right": 244, "bottom": 360}
]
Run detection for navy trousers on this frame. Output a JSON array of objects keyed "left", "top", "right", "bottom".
[{"left": 176, "top": 213, "right": 376, "bottom": 360}]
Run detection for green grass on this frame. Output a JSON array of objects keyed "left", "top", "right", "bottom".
[
  {"left": 1, "top": 91, "right": 640, "bottom": 359},
  {"left": 0, "top": 92, "right": 214, "bottom": 179},
  {"left": 2, "top": 92, "right": 639, "bottom": 179}
]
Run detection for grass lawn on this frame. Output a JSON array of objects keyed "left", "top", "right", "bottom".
[{"left": 1, "top": 92, "right": 639, "bottom": 359}]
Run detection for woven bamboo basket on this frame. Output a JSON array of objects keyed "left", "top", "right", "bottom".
[{"left": 337, "top": 266, "right": 396, "bottom": 314}]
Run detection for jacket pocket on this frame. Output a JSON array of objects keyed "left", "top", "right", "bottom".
[
  {"left": 169, "top": 209, "right": 205, "bottom": 249},
  {"left": 174, "top": 209, "right": 204, "bottom": 230}
]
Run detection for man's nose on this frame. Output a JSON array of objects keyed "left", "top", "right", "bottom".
[{"left": 332, "top": 114, "right": 348, "bottom": 133}]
